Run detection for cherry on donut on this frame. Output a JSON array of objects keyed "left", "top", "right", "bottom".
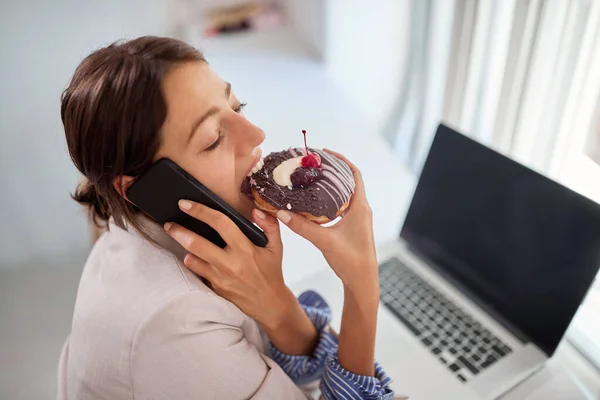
[
  {"left": 301, "top": 130, "right": 322, "bottom": 168},
  {"left": 291, "top": 167, "right": 323, "bottom": 188}
]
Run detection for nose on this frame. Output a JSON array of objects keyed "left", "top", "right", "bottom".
[{"left": 234, "top": 115, "right": 265, "bottom": 155}]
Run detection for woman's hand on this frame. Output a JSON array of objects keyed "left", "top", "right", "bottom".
[
  {"left": 164, "top": 201, "right": 317, "bottom": 355},
  {"left": 276, "top": 149, "right": 379, "bottom": 292},
  {"left": 278, "top": 150, "right": 380, "bottom": 375}
]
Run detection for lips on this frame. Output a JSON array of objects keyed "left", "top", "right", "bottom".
[
  {"left": 243, "top": 148, "right": 263, "bottom": 178},
  {"left": 241, "top": 149, "right": 264, "bottom": 199}
]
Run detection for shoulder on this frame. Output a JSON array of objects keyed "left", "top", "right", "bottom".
[
  {"left": 91, "top": 224, "right": 256, "bottom": 342},
  {"left": 89, "top": 222, "right": 209, "bottom": 296},
  {"left": 70, "top": 222, "right": 214, "bottom": 345}
]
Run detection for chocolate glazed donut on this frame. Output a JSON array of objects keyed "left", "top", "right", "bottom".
[{"left": 247, "top": 148, "right": 356, "bottom": 223}]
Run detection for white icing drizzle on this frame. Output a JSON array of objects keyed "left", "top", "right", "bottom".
[
  {"left": 331, "top": 155, "right": 354, "bottom": 183},
  {"left": 320, "top": 179, "right": 345, "bottom": 206},
  {"left": 323, "top": 170, "right": 352, "bottom": 198},
  {"left": 311, "top": 149, "right": 355, "bottom": 208},
  {"left": 315, "top": 181, "right": 339, "bottom": 208},
  {"left": 315, "top": 149, "right": 355, "bottom": 186},
  {"left": 322, "top": 165, "right": 353, "bottom": 192},
  {"left": 261, "top": 179, "right": 287, "bottom": 207}
]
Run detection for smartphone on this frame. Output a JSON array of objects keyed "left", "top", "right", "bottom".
[{"left": 126, "top": 158, "right": 268, "bottom": 248}]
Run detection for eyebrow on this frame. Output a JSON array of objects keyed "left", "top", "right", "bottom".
[{"left": 187, "top": 82, "right": 233, "bottom": 144}]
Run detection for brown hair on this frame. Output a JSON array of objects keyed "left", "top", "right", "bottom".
[{"left": 61, "top": 36, "right": 205, "bottom": 235}]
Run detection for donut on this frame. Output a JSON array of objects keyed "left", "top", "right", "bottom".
[{"left": 246, "top": 148, "right": 355, "bottom": 224}]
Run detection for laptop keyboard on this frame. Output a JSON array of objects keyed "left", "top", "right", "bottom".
[{"left": 379, "top": 257, "right": 513, "bottom": 383}]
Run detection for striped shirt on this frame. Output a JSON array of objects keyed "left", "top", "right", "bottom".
[{"left": 269, "top": 291, "right": 395, "bottom": 400}]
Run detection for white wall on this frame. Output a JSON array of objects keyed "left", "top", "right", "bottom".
[
  {"left": 0, "top": 0, "right": 174, "bottom": 269},
  {"left": 324, "top": 0, "right": 411, "bottom": 133},
  {"left": 280, "top": 0, "right": 326, "bottom": 58}
]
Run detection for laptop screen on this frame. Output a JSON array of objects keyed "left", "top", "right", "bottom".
[{"left": 400, "top": 124, "right": 600, "bottom": 356}]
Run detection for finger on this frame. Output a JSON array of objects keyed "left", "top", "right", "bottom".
[
  {"left": 323, "top": 149, "right": 366, "bottom": 199},
  {"left": 252, "top": 209, "right": 282, "bottom": 251},
  {"left": 276, "top": 210, "right": 328, "bottom": 247},
  {"left": 164, "top": 222, "right": 227, "bottom": 267},
  {"left": 178, "top": 199, "right": 248, "bottom": 249},
  {"left": 182, "top": 252, "right": 217, "bottom": 281}
]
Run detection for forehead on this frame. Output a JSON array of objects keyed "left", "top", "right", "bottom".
[
  {"left": 162, "top": 62, "right": 224, "bottom": 114},
  {"left": 159, "top": 62, "right": 225, "bottom": 146}
]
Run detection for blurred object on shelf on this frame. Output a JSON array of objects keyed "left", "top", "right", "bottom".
[{"left": 204, "top": 2, "right": 283, "bottom": 37}]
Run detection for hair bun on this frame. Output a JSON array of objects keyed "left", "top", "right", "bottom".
[{"left": 73, "top": 180, "right": 111, "bottom": 226}]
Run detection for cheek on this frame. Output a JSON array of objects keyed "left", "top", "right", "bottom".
[
  {"left": 187, "top": 160, "right": 239, "bottom": 203},
  {"left": 161, "top": 145, "right": 242, "bottom": 209},
  {"left": 205, "top": 166, "right": 235, "bottom": 192}
]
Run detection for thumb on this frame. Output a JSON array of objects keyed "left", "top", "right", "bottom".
[
  {"left": 253, "top": 208, "right": 282, "bottom": 250},
  {"left": 276, "top": 210, "right": 326, "bottom": 247}
]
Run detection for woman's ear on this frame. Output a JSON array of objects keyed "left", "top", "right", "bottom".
[{"left": 112, "top": 176, "right": 135, "bottom": 203}]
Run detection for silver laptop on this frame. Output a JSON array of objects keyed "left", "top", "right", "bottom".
[{"left": 376, "top": 124, "right": 600, "bottom": 399}]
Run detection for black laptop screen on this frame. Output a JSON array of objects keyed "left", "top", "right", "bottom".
[{"left": 400, "top": 125, "right": 600, "bottom": 356}]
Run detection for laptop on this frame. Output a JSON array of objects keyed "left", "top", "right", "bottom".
[{"left": 376, "top": 124, "right": 600, "bottom": 399}]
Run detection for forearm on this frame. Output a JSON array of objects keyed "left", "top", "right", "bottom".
[
  {"left": 261, "top": 289, "right": 319, "bottom": 356},
  {"left": 338, "top": 275, "right": 380, "bottom": 376}
]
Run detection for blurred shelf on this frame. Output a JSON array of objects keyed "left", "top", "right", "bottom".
[{"left": 197, "top": 24, "right": 320, "bottom": 62}]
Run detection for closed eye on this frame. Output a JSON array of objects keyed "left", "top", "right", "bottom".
[
  {"left": 205, "top": 132, "right": 222, "bottom": 152},
  {"left": 234, "top": 102, "right": 247, "bottom": 113},
  {"left": 204, "top": 102, "right": 246, "bottom": 152}
]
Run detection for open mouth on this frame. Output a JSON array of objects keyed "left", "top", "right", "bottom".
[
  {"left": 246, "top": 157, "right": 264, "bottom": 177},
  {"left": 241, "top": 177, "right": 253, "bottom": 199}
]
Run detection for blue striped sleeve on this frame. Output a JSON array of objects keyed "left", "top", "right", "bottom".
[
  {"left": 268, "top": 290, "right": 335, "bottom": 384},
  {"left": 269, "top": 290, "right": 396, "bottom": 399},
  {"left": 320, "top": 350, "right": 395, "bottom": 400}
]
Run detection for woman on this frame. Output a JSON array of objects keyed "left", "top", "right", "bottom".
[{"left": 58, "top": 36, "right": 394, "bottom": 399}]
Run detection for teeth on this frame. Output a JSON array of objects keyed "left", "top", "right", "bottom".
[{"left": 247, "top": 158, "right": 264, "bottom": 177}]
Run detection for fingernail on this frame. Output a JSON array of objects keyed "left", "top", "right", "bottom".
[
  {"left": 254, "top": 209, "right": 266, "bottom": 220},
  {"left": 276, "top": 210, "right": 291, "bottom": 223},
  {"left": 164, "top": 222, "right": 173, "bottom": 231},
  {"left": 179, "top": 199, "right": 192, "bottom": 210}
]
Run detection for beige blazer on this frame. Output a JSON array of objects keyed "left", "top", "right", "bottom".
[{"left": 57, "top": 218, "right": 311, "bottom": 400}]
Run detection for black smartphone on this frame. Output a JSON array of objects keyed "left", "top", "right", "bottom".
[{"left": 126, "top": 158, "right": 267, "bottom": 248}]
